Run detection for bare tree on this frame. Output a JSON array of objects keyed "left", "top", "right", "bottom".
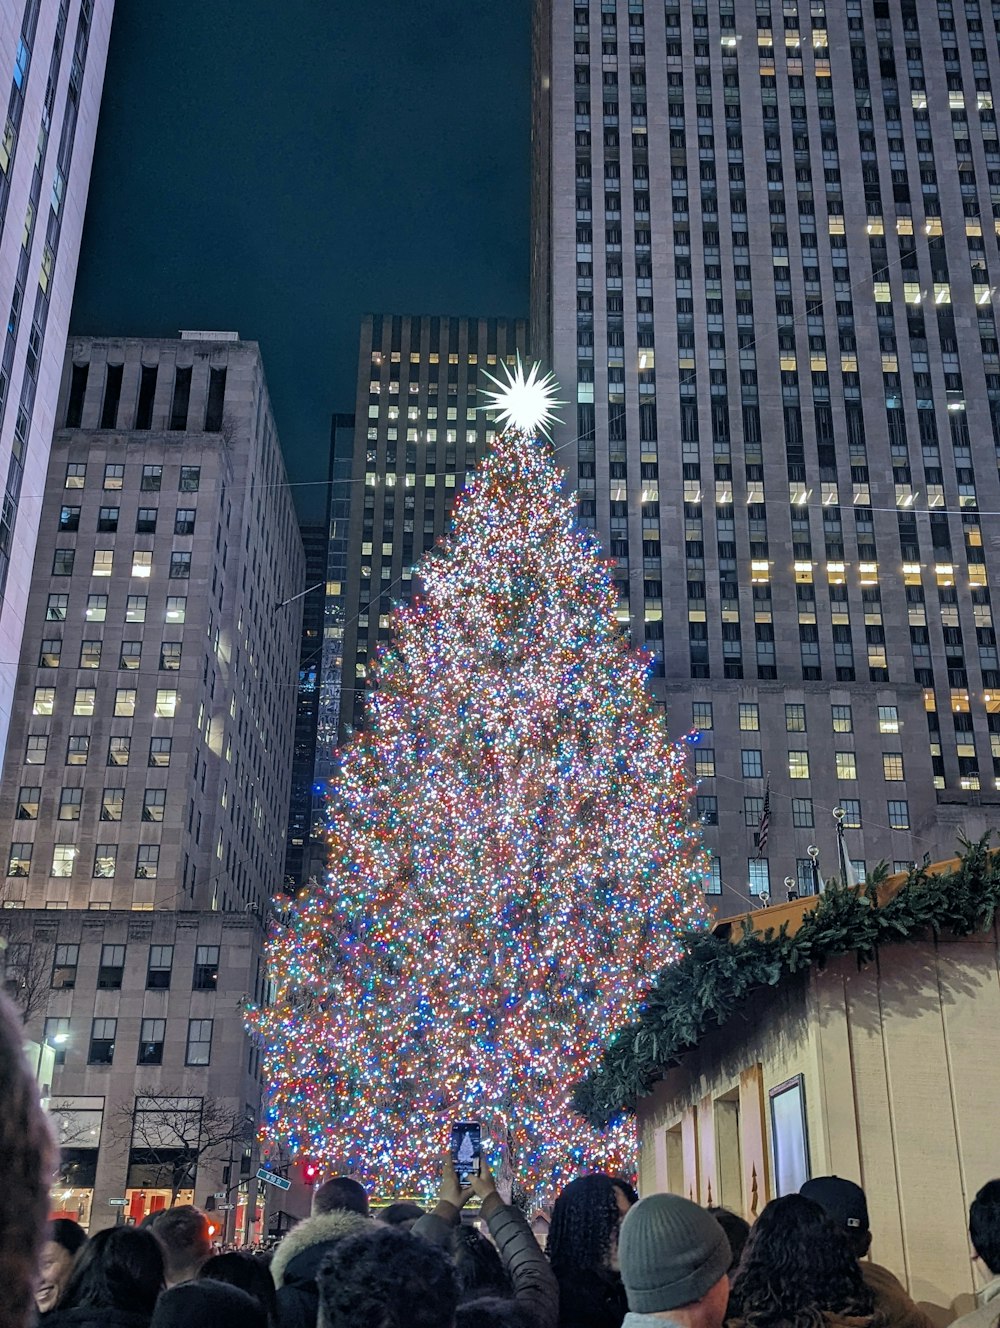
[
  {"left": 110, "top": 1090, "right": 252, "bottom": 1205},
  {"left": 0, "top": 917, "right": 54, "bottom": 1026}
]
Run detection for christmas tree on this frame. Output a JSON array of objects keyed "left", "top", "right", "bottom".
[{"left": 248, "top": 362, "right": 708, "bottom": 1198}]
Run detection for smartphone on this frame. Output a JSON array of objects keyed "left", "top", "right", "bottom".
[{"left": 449, "top": 1120, "right": 482, "bottom": 1182}]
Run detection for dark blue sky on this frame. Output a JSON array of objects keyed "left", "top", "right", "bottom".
[{"left": 71, "top": 1, "right": 531, "bottom": 519}]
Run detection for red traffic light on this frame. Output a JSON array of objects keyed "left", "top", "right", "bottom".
[{"left": 303, "top": 1160, "right": 319, "bottom": 1183}]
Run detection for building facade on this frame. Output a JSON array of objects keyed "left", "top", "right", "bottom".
[
  {"left": 0, "top": 0, "right": 115, "bottom": 759},
  {"left": 337, "top": 315, "right": 528, "bottom": 736},
  {"left": 0, "top": 333, "right": 304, "bottom": 1233},
  {"left": 532, "top": 0, "right": 1000, "bottom": 908},
  {"left": 315, "top": 412, "right": 353, "bottom": 786}
]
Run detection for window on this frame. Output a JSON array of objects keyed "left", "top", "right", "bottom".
[
  {"left": 39, "top": 639, "right": 62, "bottom": 667},
  {"left": 142, "top": 789, "right": 166, "bottom": 822},
  {"left": 791, "top": 797, "right": 814, "bottom": 828},
  {"left": 66, "top": 736, "right": 89, "bottom": 765},
  {"left": 878, "top": 706, "right": 899, "bottom": 734},
  {"left": 696, "top": 794, "right": 718, "bottom": 825},
  {"left": 748, "top": 858, "right": 771, "bottom": 896},
  {"left": 135, "top": 507, "right": 157, "bottom": 534},
  {"left": 695, "top": 747, "right": 716, "bottom": 777},
  {"left": 739, "top": 702, "right": 760, "bottom": 731},
  {"left": 25, "top": 735, "right": 48, "bottom": 765},
  {"left": 785, "top": 703, "right": 806, "bottom": 731},
  {"left": 831, "top": 704, "right": 853, "bottom": 732},
  {"left": 882, "top": 752, "right": 905, "bottom": 780},
  {"left": 136, "top": 845, "right": 159, "bottom": 878},
  {"left": 51, "top": 944, "right": 78, "bottom": 989},
  {"left": 46, "top": 594, "right": 68, "bottom": 620},
  {"left": 159, "top": 642, "right": 181, "bottom": 671},
  {"left": 186, "top": 1018, "right": 213, "bottom": 1065},
  {"left": 141, "top": 464, "right": 162, "bottom": 492},
  {"left": 88, "top": 1018, "right": 116, "bottom": 1065},
  {"left": 50, "top": 845, "right": 76, "bottom": 877},
  {"left": 7, "top": 842, "right": 31, "bottom": 875},
  {"left": 193, "top": 945, "right": 219, "bottom": 990},
  {"left": 692, "top": 701, "right": 714, "bottom": 729},
  {"left": 104, "top": 463, "right": 124, "bottom": 490},
  {"left": 91, "top": 550, "right": 113, "bottom": 577},
  {"left": 58, "top": 788, "right": 82, "bottom": 821},
  {"left": 45, "top": 1016, "right": 70, "bottom": 1064},
  {"left": 52, "top": 549, "right": 75, "bottom": 576},
  {"left": 64, "top": 463, "right": 86, "bottom": 489},
  {"left": 174, "top": 508, "right": 196, "bottom": 535},
  {"left": 136, "top": 366, "right": 157, "bottom": 429},
  {"left": 101, "top": 788, "right": 123, "bottom": 821},
  {"left": 741, "top": 749, "right": 763, "bottom": 778},
  {"left": 888, "top": 799, "right": 910, "bottom": 829},
  {"left": 170, "top": 365, "right": 192, "bottom": 430},
  {"left": 93, "top": 844, "right": 117, "bottom": 878},
  {"left": 744, "top": 796, "right": 763, "bottom": 827},
  {"left": 119, "top": 641, "right": 141, "bottom": 670},
  {"left": 788, "top": 750, "right": 810, "bottom": 779},
  {"left": 97, "top": 944, "right": 125, "bottom": 989},
  {"left": 96, "top": 506, "right": 119, "bottom": 532},
  {"left": 146, "top": 944, "right": 173, "bottom": 990},
  {"left": 138, "top": 1017, "right": 166, "bottom": 1066},
  {"left": 59, "top": 505, "right": 80, "bottom": 531},
  {"left": 16, "top": 786, "right": 40, "bottom": 819},
  {"left": 143, "top": 741, "right": 173, "bottom": 777},
  {"left": 73, "top": 688, "right": 96, "bottom": 716},
  {"left": 205, "top": 367, "right": 226, "bottom": 431},
  {"left": 179, "top": 466, "right": 201, "bottom": 492},
  {"left": 107, "top": 736, "right": 130, "bottom": 766},
  {"left": 704, "top": 855, "right": 722, "bottom": 895},
  {"left": 165, "top": 596, "right": 186, "bottom": 623},
  {"left": 131, "top": 552, "right": 152, "bottom": 579},
  {"left": 835, "top": 751, "right": 858, "bottom": 780},
  {"left": 126, "top": 595, "right": 147, "bottom": 622},
  {"left": 79, "top": 640, "right": 101, "bottom": 669},
  {"left": 86, "top": 594, "right": 107, "bottom": 621},
  {"left": 114, "top": 688, "right": 137, "bottom": 717},
  {"left": 32, "top": 686, "right": 55, "bottom": 715},
  {"left": 169, "top": 551, "right": 191, "bottom": 579},
  {"left": 155, "top": 689, "right": 178, "bottom": 718}
]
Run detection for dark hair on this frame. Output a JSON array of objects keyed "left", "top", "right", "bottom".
[
  {"left": 150, "top": 1204, "right": 211, "bottom": 1274},
  {"left": 48, "top": 1218, "right": 88, "bottom": 1259},
  {"left": 970, "top": 1180, "right": 1000, "bottom": 1274},
  {"left": 547, "top": 1174, "right": 622, "bottom": 1275},
  {"left": 200, "top": 1251, "right": 277, "bottom": 1322},
  {"left": 611, "top": 1177, "right": 639, "bottom": 1208},
  {"left": 151, "top": 1279, "right": 267, "bottom": 1328},
  {"left": 456, "top": 1297, "right": 533, "bottom": 1328},
  {"left": 452, "top": 1224, "right": 511, "bottom": 1302},
  {"left": 317, "top": 1226, "right": 457, "bottom": 1328},
  {"left": 708, "top": 1207, "right": 751, "bottom": 1274},
  {"left": 59, "top": 1226, "right": 164, "bottom": 1313},
  {"left": 729, "top": 1195, "right": 875, "bottom": 1328},
  {"left": 381, "top": 1201, "right": 425, "bottom": 1228},
  {"left": 313, "top": 1175, "right": 370, "bottom": 1217}
]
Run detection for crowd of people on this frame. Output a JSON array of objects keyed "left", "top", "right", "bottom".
[{"left": 3, "top": 992, "right": 1000, "bottom": 1328}]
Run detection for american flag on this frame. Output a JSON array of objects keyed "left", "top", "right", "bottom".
[{"left": 756, "top": 777, "right": 771, "bottom": 857}]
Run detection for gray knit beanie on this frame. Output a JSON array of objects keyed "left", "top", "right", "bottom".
[{"left": 619, "top": 1193, "right": 731, "bottom": 1313}]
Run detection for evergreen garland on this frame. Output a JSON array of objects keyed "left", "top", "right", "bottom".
[{"left": 573, "top": 836, "right": 1000, "bottom": 1129}]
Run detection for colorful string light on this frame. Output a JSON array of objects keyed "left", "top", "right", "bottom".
[{"left": 246, "top": 417, "right": 708, "bottom": 1200}]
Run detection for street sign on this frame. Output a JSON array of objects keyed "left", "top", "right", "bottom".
[
  {"left": 108, "top": 1198, "right": 127, "bottom": 1207},
  {"left": 256, "top": 1167, "right": 290, "bottom": 1190},
  {"left": 218, "top": 1203, "right": 235, "bottom": 1211},
  {"left": 213, "top": 1191, "right": 226, "bottom": 1200}
]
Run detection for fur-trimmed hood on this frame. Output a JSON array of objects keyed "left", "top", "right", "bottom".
[{"left": 270, "top": 1208, "right": 369, "bottom": 1288}]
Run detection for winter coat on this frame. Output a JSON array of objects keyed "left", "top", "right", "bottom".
[
  {"left": 623, "top": 1315, "right": 691, "bottom": 1328},
  {"left": 949, "top": 1275, "right": 1000, "bottom": 1328},
  {"left": 40, "top": 1309, "right": 152, "bottom": 1328},
  {"left": 726, "top": 1313, "right": 879, "bottom": 1328},
  {"left": 861, "top": 1261, "right": 936, "bottom": 1328},
  {"left": 269, "top": 1208, "right": 369, "bottom": 1328},
  {"left": 554, "top": 1265, "right": 629, "bottom": 1328}
]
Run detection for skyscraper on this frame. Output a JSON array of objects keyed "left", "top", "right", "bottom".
[
  {"left": 532, "top": 0, "right": 1000, "bottom": 908},
  {"left": 0, "top": 333, "right": 303, "bottom": 1234},
  {"left": 0, "top": 0, "right": 115, "bottom": 758}
]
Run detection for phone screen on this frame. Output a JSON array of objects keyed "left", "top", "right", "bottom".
[{"left": 449, "top": 1121, "right": 482, "bottom": 1181}]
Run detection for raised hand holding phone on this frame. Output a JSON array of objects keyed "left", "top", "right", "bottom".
[{"left": 439, "top": 1153, "right": 473, "bottom": 1211}]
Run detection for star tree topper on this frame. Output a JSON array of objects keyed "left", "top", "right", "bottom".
[{"left": 479, "top": 355, "right": 564, "bottom": 438}]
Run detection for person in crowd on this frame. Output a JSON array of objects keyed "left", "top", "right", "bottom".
[
  {"left": 0, "top": 989, "right": 55, "bottom": 1328},
  {"left": 951, "top": 1179, "right": 1000, "bottom": 1328},
  {"left": 380, "top": 1200, "right": 426, "bottom": 1230},
  {"left": 801, "top": 1176, "right": 934, "bottom": 1328},
  {"left": 547, "top": 1173, "right": 632, "bottom": 1328},
  {"left": 42, "top": 1227, "right": 164, "bottom": 1328},
  {"left": 150, "top": 1278, "right": 266, "bottom": 1328},
  {"left": 36, "top": 1219, "right": 88, "bottom": 1316},
  {"left": 412, "top": 1154, "right": 558, "bottom": 1328},
  {"left": 316, "top": 1224, "right": 458, "bottom": 1328},
  {"left": 707, "top": 1207, "right": 750, "bottom": 1277},
  {"left": 728, "top": 1194, "right": 878, "bottom": 1328},
  {"left": 148, "top": 1205, "right": 212, "bottom": 1288},
  {"left": 269, "top": 1175, "right": 369, "bottom": 1328},
  {"left": 612, "top": 1179, "right": 640, "bottom": 1210},
  {"left": 199, "top": 1250, "right": 277, "bottom": 1324},
  {"left": 617, "top": 1192, "right": 732, "bottom": 1328}
]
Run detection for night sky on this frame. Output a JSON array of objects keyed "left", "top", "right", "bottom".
[{"left": 70, "top": 1, "right": 531, "bottom": 520}]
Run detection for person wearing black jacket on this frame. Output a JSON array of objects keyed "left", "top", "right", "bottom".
[
  {"left": 41, "top": 1227, "right": 164, "bottom": 1328},
  {"left": 547, "top": 1174, "right": 634, "bottom": 1328}
]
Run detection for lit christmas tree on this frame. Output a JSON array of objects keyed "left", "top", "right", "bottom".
[{"left": 248, "top": 363, "right": 708, "bottom": 1198}]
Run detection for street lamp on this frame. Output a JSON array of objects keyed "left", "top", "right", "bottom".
[{"left": 806, "top": 843, "right": 822, "bottom": 896}]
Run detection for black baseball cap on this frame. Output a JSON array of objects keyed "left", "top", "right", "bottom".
[{"left": 800, "top": 1176, "right": 869, "bottom": 1232}]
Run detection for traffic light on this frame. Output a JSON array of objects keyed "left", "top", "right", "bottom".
[{"left": 302, "top": 1160, "right": 320, "bottom": 1184}]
